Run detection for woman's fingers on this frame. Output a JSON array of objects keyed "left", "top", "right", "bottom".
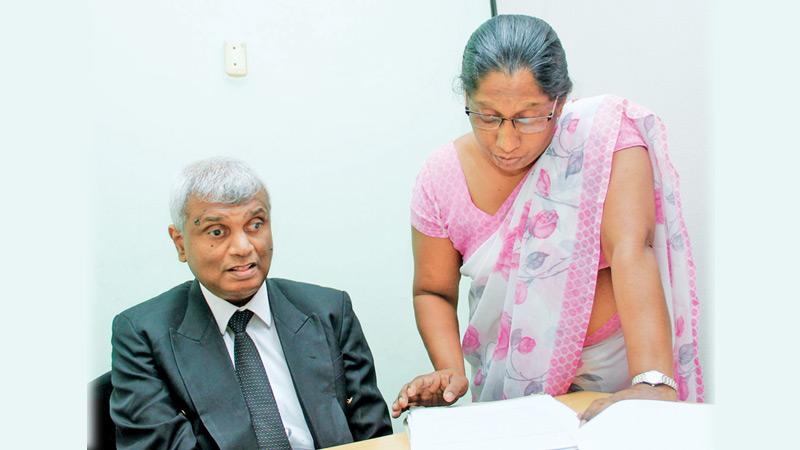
[
  {"left": 407, "top": 373, "right": 434, "bottom": 398},
  {"left": 392, "top": 374, "right": 436, "bottom": 416},
  {"left": 577, "top": 385, "right": 676, "bottom": 424},
  {"left": 579, "top": 397, "right": 613, "bottom": 423},
  {"left": 392, "top": 370, "right": 468, "bottom": 417},
  {"left": 443, "top": 373, "right": 469, "bottom": 403},
  {"left": 417, "top": 373, "right": 443, "bottom": 403},
  {"left": 391, "top": 382, "right": 414, "bottom": 417}
]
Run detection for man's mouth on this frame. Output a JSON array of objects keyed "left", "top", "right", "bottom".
[{"left": 228, "top": 263, "right": 257, "bottom": 272}]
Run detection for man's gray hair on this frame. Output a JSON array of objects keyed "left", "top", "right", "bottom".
[
  {"left": 169, "top": 157, "right": 269, "bottom": 231},
  {"left": 459, "top": 15, "right": 572, "bottom": 100}
]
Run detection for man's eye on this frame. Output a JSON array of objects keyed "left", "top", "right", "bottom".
[
  {"left": 208, "top": 229, "right": 223, "bottom": 237},
  {"left": 249, "top": 221, "right": 264, "bottom": 231}
]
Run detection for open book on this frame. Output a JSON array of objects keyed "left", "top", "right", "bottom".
[{"left": 406, "top": 395, "right": 713, "bottom": 450}]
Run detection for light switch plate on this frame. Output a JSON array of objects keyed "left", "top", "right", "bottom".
[{"left": 224, "top": 42, "right": 247, "bottom": 77}]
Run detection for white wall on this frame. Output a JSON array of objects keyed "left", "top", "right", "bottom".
[
  {"left": 1, "top": 1, "right": 89, "bottom": 447},
  {"left": 711, "top": 1, "right": 800, "bottom": 447},
  {"left": 499, "top": 0, "right": 713, "bottom": 399},
  {"left": 90, "top": 0, "right": 713, "bottom": 435}
]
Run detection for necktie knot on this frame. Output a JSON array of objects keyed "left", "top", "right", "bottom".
[{"left": 228, "top": 309, "right": 254, "bottom": 334}]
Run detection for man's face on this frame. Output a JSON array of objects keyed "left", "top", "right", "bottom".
[{"left": 168, "top": 191, "right": 272, "bottom": 304}]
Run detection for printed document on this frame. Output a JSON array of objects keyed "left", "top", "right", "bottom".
[{"left": 406, "top": 395, "right": 713, "bottom": 450}]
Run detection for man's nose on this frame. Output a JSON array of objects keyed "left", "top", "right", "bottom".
[
  {"left": 495, "top": 120, "right": 520, "bottom": 154},
  {"left": 229, "top": 231, "right": 254, "bottom": 255}
]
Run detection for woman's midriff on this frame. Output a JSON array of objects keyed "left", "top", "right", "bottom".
[{"left": 586, "top": 268, "right": 618, "bottom": 339}]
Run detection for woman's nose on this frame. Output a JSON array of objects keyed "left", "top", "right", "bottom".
[{"left": 495, "top": 120, "right": 520, "bottom": 153}]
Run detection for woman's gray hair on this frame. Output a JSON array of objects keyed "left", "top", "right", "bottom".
[
  {"left": 459, "top": 15, "right": 572, "bottom": 100},
  {"left": 169, "top": 157, "right": 269, "bottom": 231}
]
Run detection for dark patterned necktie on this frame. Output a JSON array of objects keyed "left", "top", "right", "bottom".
[{"left": 228, "top": 310, "right": 292, "bottom": 450}]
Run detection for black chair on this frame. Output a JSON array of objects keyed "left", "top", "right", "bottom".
[{"left": 88, "top": 371, "right": 115, "bottom": 450}]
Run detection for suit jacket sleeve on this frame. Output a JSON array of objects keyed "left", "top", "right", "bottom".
[
  {"left": 338, "top": 291, "right": 393, "bottom": 440},
  {"left": 110, "top": 314, "right": 199, "bottom": 450}
]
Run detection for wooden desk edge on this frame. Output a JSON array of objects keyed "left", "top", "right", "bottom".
[{"left": 323, "top": 391, "right": 610, "bottom": 450}]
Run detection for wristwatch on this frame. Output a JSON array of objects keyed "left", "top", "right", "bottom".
[{"left": 631, "top": 370, "right": 678, "bottom": 391}]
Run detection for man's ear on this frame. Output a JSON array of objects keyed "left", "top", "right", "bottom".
[{"left": 168, "top": 225, "right": 187, "bottom": 262}]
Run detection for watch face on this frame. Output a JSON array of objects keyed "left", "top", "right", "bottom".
[
  {"left": 633, "top": 370, "right": 677, "bottom": 391},
  {"left": 643, "top": 371, "right": 662, "bottom": 384}
]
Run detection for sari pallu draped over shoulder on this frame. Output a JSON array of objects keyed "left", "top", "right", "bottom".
[{"left": 460, "top": 95, "right": 704, "bottom": 402}]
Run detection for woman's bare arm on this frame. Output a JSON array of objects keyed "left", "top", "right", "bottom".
[
  {"left": 580, "top": 146, "right": 676, "bottom": 421},
  {"left": 391, "top": 228, "right": 469, "bottom": 417}
]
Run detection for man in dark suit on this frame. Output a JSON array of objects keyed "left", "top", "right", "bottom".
[{"left": 110, "top": 157, "right": 392, "bottom": 449}]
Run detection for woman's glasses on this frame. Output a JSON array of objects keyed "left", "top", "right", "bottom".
[{"left": 465, "top": 96, "right": 560, "bottom": 134}]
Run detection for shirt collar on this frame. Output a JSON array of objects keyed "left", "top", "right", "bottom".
[{"left": 200, "top": 280, "right": 272, "bottom": 335}]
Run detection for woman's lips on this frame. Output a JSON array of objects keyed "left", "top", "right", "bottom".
[{"left": 493, "top": 154, "right": 521, "bottom": 166}]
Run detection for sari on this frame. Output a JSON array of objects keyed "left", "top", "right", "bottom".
[{"left": 459, "top": 95, "right": 704, "bottom": 402}]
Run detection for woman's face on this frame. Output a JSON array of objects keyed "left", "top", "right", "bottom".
[{"left": 467, "top": 69, "right": 561, "bottom": 176}]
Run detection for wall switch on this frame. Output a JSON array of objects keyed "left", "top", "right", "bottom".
[{"left": 224, "top": 42, "right": 247, "bottom": 77}]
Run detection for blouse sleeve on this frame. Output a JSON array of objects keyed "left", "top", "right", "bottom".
[
  {"left": 614, "top": 114, "right": 647, "bottom": 151},
  {"left": 410, "top": 163, "right": 448, "bottom": 238}
]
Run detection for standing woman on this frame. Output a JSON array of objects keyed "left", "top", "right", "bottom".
[{"left": 392, "top": 15, "right": 703, "bottom": 421}]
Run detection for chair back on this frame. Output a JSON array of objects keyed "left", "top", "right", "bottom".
[{"left": 88, "top": 371, "right": 115, "bottom": 450}]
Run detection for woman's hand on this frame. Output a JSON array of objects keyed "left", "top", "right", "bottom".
[
  {"left": 390, "top": 369, "right": 469, "bottom": 418},
  {"left": 578, "top": 383, "right": 677, "bottom": 423}
]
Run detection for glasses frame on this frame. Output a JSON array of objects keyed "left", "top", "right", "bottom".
[{"left": 464, "top": 95, "right": 560, "bottom": 134}]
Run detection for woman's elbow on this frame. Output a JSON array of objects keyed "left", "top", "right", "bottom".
[{"left": 604, "top": 231, "right": 655, "bottom": 267}]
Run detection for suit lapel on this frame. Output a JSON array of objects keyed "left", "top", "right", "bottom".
[
  {"left": 170, "top": 280, "right": 258, "bottom": 450},
  {"left": 267, "top": 279, "right": 351, "bottom": 448}
]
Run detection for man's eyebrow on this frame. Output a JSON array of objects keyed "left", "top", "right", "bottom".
[
  {"left": 249, "top": 207, "right": 267, "bottom": 217},
  {"left": 192, "top": 216, "right": 223, "bottom": 226}
]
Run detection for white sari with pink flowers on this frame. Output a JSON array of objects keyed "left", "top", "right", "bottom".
[{"left": 459, "top": 95, "right": 704, "bottom": 402}]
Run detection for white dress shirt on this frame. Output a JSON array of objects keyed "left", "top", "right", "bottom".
[{"left": 200, "top": 282, "right": 315, "bottom": 450}]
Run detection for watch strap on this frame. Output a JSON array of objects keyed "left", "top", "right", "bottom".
[{"left": 631, "top": 370, "right": 678, "bottom": 391}]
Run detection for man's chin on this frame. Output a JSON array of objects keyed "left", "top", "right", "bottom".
[
  {"left": 212, "top": 277, "right": 267, "bottom": 304},
  {"left": 222, "top": 290, "right": 259, "bottom": 305}
]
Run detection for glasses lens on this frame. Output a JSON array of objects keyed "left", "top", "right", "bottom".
[
  {"left": 515, "top": 118, "right": 549, "bottom": 134},
  {"left": 468, "top": 112, "right": 501, "bottom": 130}
]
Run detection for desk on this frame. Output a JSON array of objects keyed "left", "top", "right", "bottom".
[{"left": 324, "top": 391, "right": 610, "bottom": 450}]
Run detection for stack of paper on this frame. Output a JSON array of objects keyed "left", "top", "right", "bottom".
[
  {"left": 407, "top": 395, "right": 713, "bottom": 450},
  {"left": 577, "top": 399, "right": 714, "bottom": 450},
  {"left": 407, "top": 395, "right": 580, "bottom": 450}
]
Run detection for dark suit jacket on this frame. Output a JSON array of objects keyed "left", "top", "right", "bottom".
[{"left": 110, "top": 278, "right": 392, "bottom": 449}]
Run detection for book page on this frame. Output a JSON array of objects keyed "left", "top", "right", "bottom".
[
  {"left": 407, "top": 395, "right": 580, "bottom": 450},
  {"left": 577, "top": 399, "right": 714, "bottom": 450}
]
